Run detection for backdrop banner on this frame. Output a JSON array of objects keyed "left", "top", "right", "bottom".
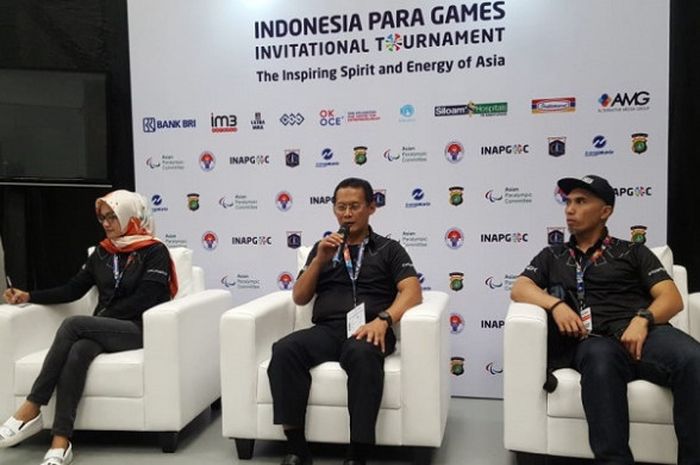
[{"left": 128, "top": 0, "right": 669, "bottom": 397}]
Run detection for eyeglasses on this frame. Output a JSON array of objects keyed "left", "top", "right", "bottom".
[
  {"left": 97, "top": 213, "right": 119, "bottom": 223},
  {"left": 333, "top": 203, "right": 365, "bottom": 214}
]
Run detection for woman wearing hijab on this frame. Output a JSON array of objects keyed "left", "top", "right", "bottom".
[{"left": 0, "top": 190, "right": 177, "bottom": 465}]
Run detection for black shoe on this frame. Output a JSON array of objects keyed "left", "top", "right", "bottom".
[
  {"left": 281, "top": 453, "right": 313, "bottom": 465},
  {"left": 342, "top": 460, "right": 366, "bottom": 465}
]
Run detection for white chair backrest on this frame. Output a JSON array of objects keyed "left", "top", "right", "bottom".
[
  {"left": 650, "top": 245, "right": 689, "bottom": 333},
  {"left": 294, "top": 246, "right": 314, "bottom": 330}
]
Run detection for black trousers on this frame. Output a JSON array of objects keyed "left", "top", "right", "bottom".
[
  {"left": 27, "top": 315, "right": 143, "bottom": 437},
  {"left": 267, "top": 319, "right": 396, "bottom": 444}
]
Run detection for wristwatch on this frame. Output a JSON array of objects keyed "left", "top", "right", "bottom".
[
  {"left": 636, "top": 308, "right": 655, "bottom": 327},
  {"left": 377, "top": 311, "right": 393, "bottom": 327}
]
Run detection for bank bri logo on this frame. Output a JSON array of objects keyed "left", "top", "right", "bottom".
[{"left": 142, "top": 116, "right": 196, "bottom": 132}]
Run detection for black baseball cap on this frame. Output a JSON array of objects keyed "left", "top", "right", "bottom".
[{"left": 557, "top": 175, "right": 615, "bottom": 207}]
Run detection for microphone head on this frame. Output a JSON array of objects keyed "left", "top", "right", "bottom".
[{"left": 338, "top": 224, "right": 350, "bottom": 238}]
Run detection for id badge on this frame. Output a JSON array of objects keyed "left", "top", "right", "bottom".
[
  {"left": 580, "top": 306, "right": 593, "bottom": 333},
  {"left": 346, "top": 302, "right": 366, "bottom": 338}
]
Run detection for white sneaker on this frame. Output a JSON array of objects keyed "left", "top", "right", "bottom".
[
  {"left": 0, "top": 412, "right": 43, "bottom": 448},
  {"left": 41, "top": 441, "right": 73, "bottom": 465}
]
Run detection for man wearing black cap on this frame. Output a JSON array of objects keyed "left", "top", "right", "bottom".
[{"left": 511, "top": 175, "right": 700, "bottom": 465}]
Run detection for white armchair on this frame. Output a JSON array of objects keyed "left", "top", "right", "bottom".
[
  {"left": 0, "top": 247, "right": 233, "bottom": 452},
  {"left": 220, "top": 248, "right": 450, "bottom": 464},
  {"left": 503, "top": 246, "right": 697, "bottom": 464}
]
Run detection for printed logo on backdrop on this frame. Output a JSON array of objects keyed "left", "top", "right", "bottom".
[
  {"left": 548, "top": 136, "right": 566, "bottom": 157},
  {"left": 485, "top": 362, "right": 503, "bottom": 375},
  {"left": 481, "top": 143, "right": 529, "bottom": 156},
  {"left": 485, "top": 274, "right": 518, "bottom": 291},
  {"left": 449, "top": 186, "right": 464, "bottom": 206},
  {"left": 199, "top": 151, "right": 216, "bottom": 171},
  {"left": 220, "top": 274, "right": 261, "bottom": 289},
  {"left": 449, "top": 313, "right": 465, "bottom": 334},
  {"left": 630, "top": 225, "right": 647, "bottom": 244},
  {"left": 450, "top": 357, "right": 465, "bottom": 376},
  {"left": 142, "top": 116, "right": 196, "bottom": 132},
  {"left": 399, "top": 104, "right": 415, "bottom": 122},
  {"left": 150, "top": 194, "right": 168, "bottom": 213},
  {"left": 480, "top": 232, "right": 529, "bottom": 243},
  {"left": 585, "top": 135, "right": 614, "bottom": 157},
  {"left": 531, "top": 97, "right": 576, "bottom": 114},
  {"left": 383, "top": 146, "right": 427, "bottom": 163},
  {"left": 187, "top": 193, "right": 200, "bottom": 211},
  {"left": 210, "top": 113, "right": 237, "bottom": 133},
  {"left": 276, "top": 191, "right": 293, "bottom": 211},
  {"left": 547, "top": 227, "right": 565, "bottom": 245},
  {"left": 444, "top": 141, "right": 464, "bottom": 163},
  {"left": 405, "top": 188, "right": 431, "bottom": 208},
  {"left": 316, "top": 148, "right": 339, "bottom": 167},
  {"left": 354, "top": 146, "right": 368, "bottom": 165},
  {"left": 401, "top": 230, "right": 428, "bottom": 248},
  {"left": 416, "top": 272, "right": 432, "bottom": 291},
  {"left": 231, "top": 235, "right": 273, "bottom": 246},
  {"left": 554, "top": 186, "right": 567, "bottom": 205},
  {"left": 614, "top": 186, "right": 653, "bottom": 198},
  {"left": 485, "top": 188, "right": 532, "bottom": 205},
  {"left": 219, "top": 194, "right": 259, "bottom": 210},
  {"left": 631, "top": 133, "right": 648, "bottom": 154},
  {"left": 436, "top": 101, "right": 507, "bottom": 117},
  {"left": 145, "top": 155, "right": 184, "bottom": 171},
  {"left": 445, "top": 228, "right": 464, "bottom": 249},
  {"left": 251, "top": 112, "right": 265, "bottom": 130},
  {"left": 279, "top": 113, "right": 304, "bottom": 126},
  {"left": 347, "top": 110, "right": 379, "bottom": 122},
  {"left": 383, "top": 149, "right": 400, "bottom": 162},
  {"left": 202, "top": 231, "right": 219, "bottom": 251},
  {"left": 310, "top": 195, "right": 332, "bottom": 205},
  {"left": 287, "top": 231, "right": 302, "bottom": 249},
  {"left": 278, "top": 272, "right": 295, "bottom": 290},
  {"left": 481, "top": 319, "right": 505, "bottom": 329},
  {"left": 163, "top": 233, "right": 187, "bottom": 248},
  {"left": 373, "top": 189, "right": 386, "bottom": 207},
  {"left": 230, "top": 154, "right": 271, "bottom": 165},
  {"left": 598, "top": 91, "right": 650, "bottom": 112},
  {"left": 449, "top": 272, "right": 464, "bottom": 291},
  {"left": 319, "top": 109, "right": 344, "bottom": 127},
  {"left": 285, "top": 149, "right": 301, "bottom": 167}
]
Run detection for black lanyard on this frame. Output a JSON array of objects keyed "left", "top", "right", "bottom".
[
  {"left": 567, "top": 236, "right": 611, "bottom": 311},
  {"left": 112, "top": 253, "right": 135, "bottom": 291}
]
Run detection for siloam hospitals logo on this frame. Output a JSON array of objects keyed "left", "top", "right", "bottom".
[{"left": 435, "top": 101, "right": 507, "bottom": 117}]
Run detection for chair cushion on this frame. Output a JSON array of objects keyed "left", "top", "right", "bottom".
[
  {"left": 15, "top": 348, "right": 144, "bottom": 398},
  {"left": 256, "top": 349, "right": 402, "bottom": 409},
  {"left": 547, "top": 368, "right": 674, "bottom": 424},
  {"left": 169, "top": 247, "right": 193, "bottom": 298},
  {"left": 649, "top": 245, "right": 674, "bottom": 279}
]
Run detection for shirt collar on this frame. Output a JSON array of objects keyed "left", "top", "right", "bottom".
[{"left": 567, "top": 227, "right": 610, "bottom": 255}]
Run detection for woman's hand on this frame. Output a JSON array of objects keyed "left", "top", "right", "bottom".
[{"left": 3, "top": 288, "right": 29, "bottom": 305}]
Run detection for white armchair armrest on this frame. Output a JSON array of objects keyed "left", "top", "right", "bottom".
[
  {"left": 220, "top": 291, "right": 296, "bottom": 438},
  {"left": 0, "top": 289, "right": 97, "bottom": 419},
  {"left": 688, "top": 292, "right": 700, "bottom": 342},
  {"left": 503, "top": 301, "right": 549, "bottom": 453},
  {"left": 400, "top": 291, "right": 450, "bottom": 447},
  {"left": 143, "top": 289, "right": 233, "bottom": 430}
]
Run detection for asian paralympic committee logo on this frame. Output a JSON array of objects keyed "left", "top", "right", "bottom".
[
  {"left": 444, "top": 141, "right": 464, "bottom": 163},
  {"left": 199, "top": 151, "right": 216, "bottom": 171},
  {"left": 146, "top": 157, "right": 161, "bottom": 169},
  {"left": 202, "top": 231, "right": 218, "bottom": 251},
  {"left": 444, "top": 228, "right": 464, "bottom": 249}
]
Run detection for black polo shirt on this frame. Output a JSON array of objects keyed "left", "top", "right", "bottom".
[
  {"left": 520, "top": 232, "right": 672, "bottom": 336},
  {"left": 300, "top": 228, "right": 417, "bottom": 323}
]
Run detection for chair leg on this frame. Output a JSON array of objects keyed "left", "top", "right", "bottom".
[
  {"left": 234, "top": 438, "right": 255, "bottom": 459},
  {"left": 159, "top": 432, "right": 179, "bottom": 453},
  {"left": 413, "top": 446, "right": 434, "bottom": 465}
]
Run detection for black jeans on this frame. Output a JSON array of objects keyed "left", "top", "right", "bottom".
[
  {"left": 573, "top": 325, "right": 700, "bottom": 465},
  {"left": 267, "top": 319, "right": 396, "bottom": 444},
  {"left": 27, "top": 315, "right": 143, "bottom": 437}
]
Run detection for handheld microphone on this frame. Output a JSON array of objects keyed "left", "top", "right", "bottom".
[{"left": 332, "top": 224, "right": 350, "bottom": 266}]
